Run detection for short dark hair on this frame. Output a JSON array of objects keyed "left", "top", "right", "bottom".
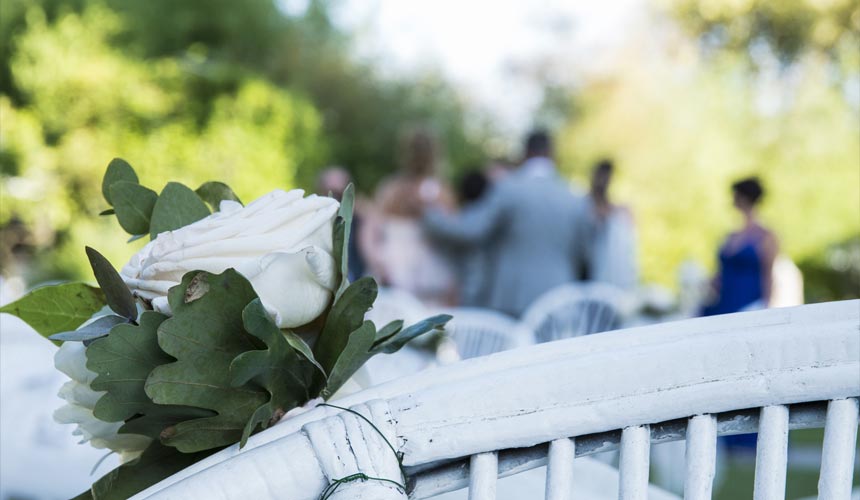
[
  {"left": 594, "top": 159, "right": 614, "bottom": 176},
  {"left": 458, "top": 169, "right": 489, "bottom": 203},
  {"left": 525, "top": 130, "right": 552, "bottom": 157},
  {"left": 732, "top": 177, "right": 764, "bottom": 205}
]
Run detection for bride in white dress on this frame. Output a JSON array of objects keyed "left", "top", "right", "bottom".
[
  {"left": 584, "top": 160, "right": 638, "bottom": 290},
  {"left": 361, "top": 127, "right": 457, "bottom": 306}
]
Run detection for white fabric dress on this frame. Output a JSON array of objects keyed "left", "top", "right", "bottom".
[{"left": 586, "top": 202, "right": 638, "bottom": 290}]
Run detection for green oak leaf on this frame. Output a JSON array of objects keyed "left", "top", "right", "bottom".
[
  {"left": 48, "top": 314, "right": 127, "bottom": 343},
  {"left": 332, "top": 183, "right": 355, "bottom": 300},
  {"left": 149, "top": 182, "right": 210, "bottom": 239},
  {"left": 195, "top": 181, "right": 243, "bottom": 210},
  {"left": 231, "top": 299, "right": 320, "bottom": 446},
  {"left": 145, "top": 270, "right": 268, "bottom": 452},
  {"left": 110, "top": 181, "right": 158, "bottom": 236},
  {"left": 312, "top": 276, "right": 377, "bottom": 382},
  {"left": 322, "top": 320, "right": 377, "bottom": 398},
  {"left": 371, "top": 314, "right": 452, "bottom": 354},
  {"left": 101, "top": 158, "right": 138, "bottom": 206},
  {"left": 85, "top": 247, "right": 137, "bottom": 320},
  {"left": 89, "top": 442, "right": 216, "bottom": 500},
  {"left": 87, "top": 311, "right": 213, "bottom": 434},
  {"left": 0, "top": 283, "right": 105, "bottom": 341}
]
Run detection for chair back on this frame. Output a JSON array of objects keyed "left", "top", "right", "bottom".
[
  {"left": 440, "top": 307, "right": 532, "bottom": 360},
  {"left": 522, "top": 282, "right": 628, "bottom": 343}
]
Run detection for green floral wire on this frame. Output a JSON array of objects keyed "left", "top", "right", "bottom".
[{"left": 317, "top": 403, "right": 407, "bottom": 499}]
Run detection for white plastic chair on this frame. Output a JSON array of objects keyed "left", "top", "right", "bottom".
[
  {"left": 437, "top": 308, "right": 532, "bottom": 361},
  {"left": 521, "top": 282, "right": 630, "bottom": 343}
]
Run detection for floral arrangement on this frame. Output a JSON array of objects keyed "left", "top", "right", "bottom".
[{"left": 1, "top": 159, "right": 450, "bottom": 500}]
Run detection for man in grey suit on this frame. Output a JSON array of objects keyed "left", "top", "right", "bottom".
[{"left": 423, "top": 130, "right": 587, "bottom": 317}]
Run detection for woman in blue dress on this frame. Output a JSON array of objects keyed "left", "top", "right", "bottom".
[
  {"left": 703, "top": 177, "right": 778, "bottom": 452},
  {"left": 703, "top": 177, "right": 778, "bottom": 317}
]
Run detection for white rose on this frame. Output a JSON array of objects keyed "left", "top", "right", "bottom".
[
  {"left": 121, "top": 189, "right": 339, "bottom": 328},
  {"left": 53, "top": 342, "right": 151, "bottom": 462}
]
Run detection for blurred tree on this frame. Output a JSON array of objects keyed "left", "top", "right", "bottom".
[
  {"left": 6, "top": 0, "right": 489, "bottom": 192},
  {"left": 0, "top": 0, "right": 490, "bottom": 283},
  {"left": 659, "top": 0, "right": 860, "bottom": 67},
  {"left": 0, "top": 6, "right": 326, "bottom": 281}
]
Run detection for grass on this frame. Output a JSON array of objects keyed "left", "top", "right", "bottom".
[{"left": 713, "top": 429, "right": 859, "bottom": 500}]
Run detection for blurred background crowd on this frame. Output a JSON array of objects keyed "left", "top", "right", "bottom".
[{"left": 0, "top": 0, "right": 858, "bottom": 499}]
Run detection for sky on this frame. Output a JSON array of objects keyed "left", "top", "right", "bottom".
[{"left": 325, "top": 0, "right": 649, "bottom": 136}]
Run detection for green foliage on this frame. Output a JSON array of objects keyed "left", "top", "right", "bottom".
[
  {"left": 101, "top": 158, "right": 138, "bottom": 205},
  {"left": 798, "top": 237, "right": 860, "bottom": 303},
  {"left": 232, "top": 299, "right": 319, "bottom": 445},
  {"left": 195, "top": 181, "right": 242, "bottom": 210},
  {"left": 85, "top": 246, "right": 137, "bottom": 320},
  {"left": 149, "top": 182, "right": 211, "bottom": 239},
  {"left": 322, "top": 320, "right": 378, "bottom": 398},
  {"left": 0, "top": 283, "right": 105, "bottom": 339},
  {"left": 371, "top": 314, "right": 453, "bottom": 355},
  {"left": 144, "top": 270, "right": 268, "bottom": 453},
  {"left": 110, "top": 181, "right": 157, "bottom": 236},
  {"left": 48, "top": 314, "right": 127, "bottom": 343},
  {"left": 87, "top": 311, "right": 212, "bottom": 432},
  {"left": 661, "top": 0, "right": 860, "bottom": 64},
  {"left": 0, "top": 5, "right": 328, "bottom": 282},
  {"left": 332, "top": 184, "right": 354, "bottom": 299},
  {"left": 312, "top": 277, "right": 378, "bottom": 381}
]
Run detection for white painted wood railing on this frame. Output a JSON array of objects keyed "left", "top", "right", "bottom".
[{"left": 132, "top": 300, "right": 860, "bottom": 500}]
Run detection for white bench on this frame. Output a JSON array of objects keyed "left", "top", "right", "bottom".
[{"left": 133, "top": 300, "right": 860, "bottom": 500}]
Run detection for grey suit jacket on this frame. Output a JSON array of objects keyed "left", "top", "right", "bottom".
[{"left": 424, "top": 163, "right": 587, "bottom": 317}]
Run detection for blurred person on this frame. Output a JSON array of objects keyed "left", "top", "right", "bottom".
[
  {"left": 450, "top": 168, "right": 492, "bottom": 307},
  {"left": 317, "top": 166, "right": 366, "bottom": 281},
  {"left": 583, "top": 159, "right": 638, "bottom": 289},
  {"left": 702, "top": 177, "right": 778, "bottom": 316},
  {"left": 422, "top": 129, "right": 588, "bottom": 317},
  {"left": 363, "top": 127, "right": 457, "bottom": 306}
]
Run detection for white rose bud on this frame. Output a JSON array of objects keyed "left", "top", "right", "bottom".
[
  {"left": 53, "top": 342, "right": 151, "bottom": 462},
  {"left": 121, "top": 189, "right": 340, "bottom": 328}
]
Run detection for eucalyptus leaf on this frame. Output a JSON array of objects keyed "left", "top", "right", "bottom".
[
  {"left": 88, "top": 311, "right": 211, "bottom": 431},
  {"left": 48, "top": 314, "right": 127, "bottom": 342},
  {"left": 0, "top": 283, "right": 105, "bottom": 341},
  {"left": 89, "top": 442, "right": 216, "bottom": 500},
  {"left": 195, "top": 181, "right": 242, "bottom": 210},
  {"left": 312, "top": 277, "right": 377, "bottom": 379},
  {"left": 145, "top": 270, "right": 268, "bottom": 452},
  {"left": 110, "top": 181, "right": 158, "bottom": 236},
  {"left": 322, "top": 320, "right": 376, "bottom": 398},
  {"left": 85, "top": 247, "right": 137, "bottom": 320},
  {"left": 101, "top": 158, "right": 138, "bottom": 206},
  {"left": 231, "top": 299, "right": 319, "bottom": 446},
  {"left": 331, "top": 183, "right": 355, "bottom": 300},
  {"left": 374, "top": 319, "right": 404, "bottom": 345},
  {"left": 149, "top": 182, "right": 210, "bottom": 239},
  {"left": 371, "top": 314, "right": 452, "bottom": 354}
]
